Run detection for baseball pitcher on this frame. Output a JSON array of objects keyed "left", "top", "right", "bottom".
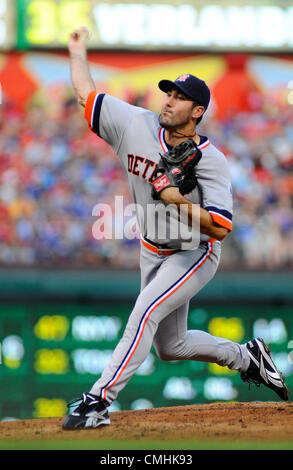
[{"left": 62, "top": 27, "right": 289, "bottom": 430}]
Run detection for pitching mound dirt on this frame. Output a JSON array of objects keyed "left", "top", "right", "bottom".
[{"left": 1, "top": 402, "right": 293, "bottom": 443}]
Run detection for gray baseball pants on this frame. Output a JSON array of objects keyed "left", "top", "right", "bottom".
[{"left": 90, "top": 240, "right": 250, "bottom": 404}]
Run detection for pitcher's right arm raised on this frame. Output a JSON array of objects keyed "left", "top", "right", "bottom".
[{"left": 68, "top": 27, "right": 96, "bottom": 107}]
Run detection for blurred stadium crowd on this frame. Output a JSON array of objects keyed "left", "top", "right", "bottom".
[{"left": 0, "top": 86, "right": 292, "bottom": 270}]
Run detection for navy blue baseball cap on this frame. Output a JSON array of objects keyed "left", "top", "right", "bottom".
[{"left": 158, "top": 74, "right": 210, "bottom": 111}]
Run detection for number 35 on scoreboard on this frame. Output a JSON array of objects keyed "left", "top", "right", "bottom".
[{"left": 25, "top": 0, "right": 92, "bottom": 45}]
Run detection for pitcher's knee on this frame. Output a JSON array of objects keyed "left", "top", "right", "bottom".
[
  {"left": 154, "top": 344, "right": 183, "bottom": 362},
  {"left": 157, "top": 351, "right": 175, "bottom": 361}
]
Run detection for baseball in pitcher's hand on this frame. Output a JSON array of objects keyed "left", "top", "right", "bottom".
[{"left": 68, "top": 27, "right": 90, "bottom": 54}]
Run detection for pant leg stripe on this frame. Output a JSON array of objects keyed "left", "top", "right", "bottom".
[{"left": 100, "top": 242, "right": 213, "bottom": 401}]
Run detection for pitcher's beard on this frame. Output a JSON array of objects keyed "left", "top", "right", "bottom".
[
  {"left": 159, "top": 113, "right": 189, "bottom": 131},
  {"left": 159, "top": 113, "right": 171, "bottom": 129},
  {"left": 159, "top": 114, "right": 196, "bottom": 138}
]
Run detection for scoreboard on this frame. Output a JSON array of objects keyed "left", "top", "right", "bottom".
[
  {"left": 1, "top": 300, "right": 293, "bottom": 420},
  {"left": 16, "top": 0, "right": 293, "bottom": 51},
  {"left": 0, "top": 0, "right": 292, "bottom": 51}
]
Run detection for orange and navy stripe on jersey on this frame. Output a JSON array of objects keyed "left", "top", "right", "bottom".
[
  {"left": 205, "top": 206, "right": 232, "bottom": 232},
  {"left": 84, "top": 91, "right": 104, "bottom": 135}
]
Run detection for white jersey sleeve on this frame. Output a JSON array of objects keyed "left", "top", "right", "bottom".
[
  {"left": 195, "top": 142, "right": 233, "bottom": 232},
  {"left": 85, "top": 91, "right": 141, "bottom": 153}
]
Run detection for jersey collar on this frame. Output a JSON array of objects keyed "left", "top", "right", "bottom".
[
  {"left": 159, "top": 127, "right": 210, "bottom": 152},
  {"left": 158, "top": 128, "right": 169, "bottom": 152}
]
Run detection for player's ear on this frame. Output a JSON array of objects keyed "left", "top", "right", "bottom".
[{"left": 191, "top": 104, "right": 205, "bottom": 120}]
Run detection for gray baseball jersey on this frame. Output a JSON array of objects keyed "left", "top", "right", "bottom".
[
  {"left": 84, "top": 91, "right": 249, "bottom": 405},
  {"left": 85, "top": 92, "right": 232, "bottom": 248}
]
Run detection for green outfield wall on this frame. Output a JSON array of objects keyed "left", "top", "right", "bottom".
[
  {"left": 0, "top": 269, "right": 292, "bottom": 302},
  {"left": 0, "top": 269, "right": 292, "bottom": 421}
]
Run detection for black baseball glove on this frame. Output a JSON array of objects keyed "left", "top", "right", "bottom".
[{"left": 151, "top": 138, "right": 202, "bottom": 200}]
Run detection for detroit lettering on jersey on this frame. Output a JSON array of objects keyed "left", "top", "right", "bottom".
[
  {"left": 84, "top": 91, "right": 233, "bottom": 247},
  {"left": 127, "top": 154, "right": 156, "bottom": 182},
  {"left": 127, "top": 133, "right": 209, "bottom": 182}
]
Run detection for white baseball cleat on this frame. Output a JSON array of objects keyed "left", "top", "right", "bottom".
[{"left": 241, "top": 338, "right": 290, "bottom": 401}]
